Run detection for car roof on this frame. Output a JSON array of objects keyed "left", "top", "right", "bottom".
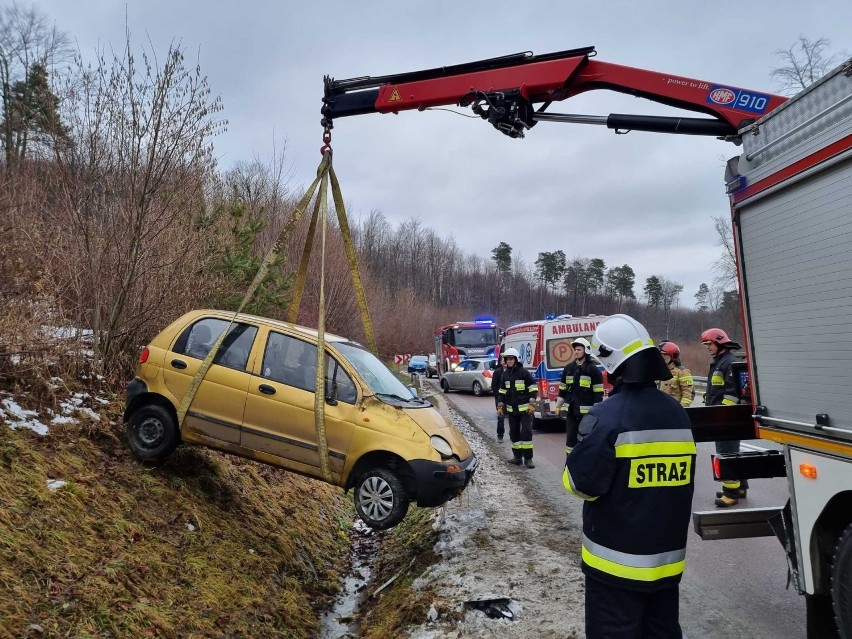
[{"left": 185, "top": 309, "right": 349, "bottom": 343}]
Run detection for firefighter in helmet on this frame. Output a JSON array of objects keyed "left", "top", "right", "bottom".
[
  {"left": 496, "top": 347, "right": 538, "bottom": 468},
  {"left": 556, "top": 337, "right": 604, "bottom": 454},
  {"left": 701, "top": 327, "right": 747, "bottom": 506},
  {"left": 658, "top": 341, "right": 695, "bottom": 408},
  {"left": 564, "top": 314, "right": 696, "bottom": 638}
]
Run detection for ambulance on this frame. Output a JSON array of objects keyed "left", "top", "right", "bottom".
[{"left": 501, "top": 315, "right": 606, "bottom": 426}]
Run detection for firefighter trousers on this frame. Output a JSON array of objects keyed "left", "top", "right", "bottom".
[
  {"left": 507, "top": 412, "right": 533, "bottom": 461},
  {"left": 585, "top": 577, "right": 681, "bottom": 639},
  {"left": 565, "top": 413, "right": 580, "bottom": 452},
  {"left": 715, "top": 440, "right": 749, "bottom": 491}
]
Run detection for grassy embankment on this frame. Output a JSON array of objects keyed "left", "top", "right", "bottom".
[{"left": 0, "top": 388, "right": 353, "bottom": 639}]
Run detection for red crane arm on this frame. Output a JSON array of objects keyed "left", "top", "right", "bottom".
[{"left": 323, "top": 47, "right": 787, "bottom": 139}]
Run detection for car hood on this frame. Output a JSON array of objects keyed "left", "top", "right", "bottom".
[{"left": 404, "top": 406, "right": 473, "bottom": 460}]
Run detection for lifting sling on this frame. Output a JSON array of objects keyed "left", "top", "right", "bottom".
[{"left": 176, "top": 145, "right": 376, "bottom": 483}]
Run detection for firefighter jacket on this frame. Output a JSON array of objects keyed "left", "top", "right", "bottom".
[
  {"left": 559, "top": 357, "right": 604, "bottom": 417},
  {"left": 496, "top": 363, "right": 538, "bottom": 413},
  {"left": 659, "top": 362, "right": 695, "bottom": 407},
  {"left": 563, "top": 383, "right": 696, "bottom": 591},
  {"left": 704, "top": 349, "right": 740, "bottom": 406}
]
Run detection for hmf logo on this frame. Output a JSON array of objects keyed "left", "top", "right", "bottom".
[{"left": 708, "top": 88, "right": 736, "bottom": 105}]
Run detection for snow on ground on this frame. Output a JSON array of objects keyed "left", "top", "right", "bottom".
[
  {"left": 405, "top": 397, "right": 586, "bottom": 638},
  {"left": 1, "top": 397, "right": 50, "bottom": 436},
  {"left": 1, "top": 391, "right": 105, "bottom": 436}
]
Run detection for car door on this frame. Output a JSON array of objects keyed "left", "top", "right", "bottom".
[
  {"left": 241, "top": 331, "right": 357, "bottom": 482},
  {"left": 467, "top": 360, "right": 484, "bottom": 391},
  {"left": 452, "top": 360, "right": 475, "bottom": 390},
  {"left": 162, "top": 317, "right": 258, "bottom": 445}
]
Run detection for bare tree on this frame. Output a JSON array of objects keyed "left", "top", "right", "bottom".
[
  {"left": 770, "top": 36, "right": 847, "bottom": 96},
  {"left": 52, "top": 35, "right": 226, "bottom": 368},
  {"left": 712, "top": 214, "right": 737, "bottom": 290}
]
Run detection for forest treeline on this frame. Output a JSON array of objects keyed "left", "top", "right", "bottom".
[{"left": 0, "top": 3, "right": 740, "bottom": 388}]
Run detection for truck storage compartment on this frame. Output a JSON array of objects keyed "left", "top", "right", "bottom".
[{"left": 733, "top": 61, "right": 852, "bottom": 447}]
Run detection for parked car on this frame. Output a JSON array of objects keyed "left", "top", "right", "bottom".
[
  {"left": 440, "top": 358, "right": 497, "bottom": 396},
  {"left": 427, "top": 353, "right": 438, "bottom": 378},
  {"left": 408, "top": 354, "right": 429, "bottom": 375},
  {"left": 123, "top": 310, "right": 477, "bottom": 530}
]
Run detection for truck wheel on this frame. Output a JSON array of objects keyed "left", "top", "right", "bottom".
[
  {"left": 441, "top": 379, "right": 450, "bottom": 393},
  {"left": 126, "top": 404, "right": 179, "bottom": 462},
  {"left": 354, "top": 468, "right": 410, "bottom": 530},
  {"left": 472, "top": 381, "right": 483, "bottom": 396},
  {"left": 832, "top": 523, "right": 852, "bottom": 637}
]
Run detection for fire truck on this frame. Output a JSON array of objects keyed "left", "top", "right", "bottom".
[
  {"left": 502, "top": 315, "right": 606, "bottom": 426},
  {"left": 323, "top": 47, "right": 852, "bottom": 637},
  {"left": 434, "top": 318, "right": 501, "bottom": 374}
]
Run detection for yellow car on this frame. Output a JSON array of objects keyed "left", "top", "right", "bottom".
[{"left": 124, "top": 310, "right": 477, "bottom": 530}]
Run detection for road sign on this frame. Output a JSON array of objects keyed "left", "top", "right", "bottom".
[{"left": 394, "top": 354, "right": 403, "bottom": 364}]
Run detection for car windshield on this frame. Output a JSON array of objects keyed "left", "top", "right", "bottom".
[
  {"left": 411, "top": 355, "right": 428, "bottom": 363},
  {"left": 453, "top": 327, "right": 498, "bottom": 348},
  {"left": 335, "top": 342, "right": 429, "bottom": 408}
]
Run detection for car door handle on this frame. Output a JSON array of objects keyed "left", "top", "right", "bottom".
[
  {"left": 170, "top": 359, "right": 187, "bottom": 369},
  {"left": 258, "top": 384, "right": 276, "bottom": 395}
]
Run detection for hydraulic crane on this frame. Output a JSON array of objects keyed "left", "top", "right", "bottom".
[{"left": 322, "top": 46, "right": 786, "bottom": 141}]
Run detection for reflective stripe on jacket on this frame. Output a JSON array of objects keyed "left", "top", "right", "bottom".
[
  {"left": 563, "top": 383, "right": 696, "bottom": 590},
  {"left": 559, "top": 358, "right": 604, "bottom": 416},
  {"left": 497, "top": 363, "right": 538, "bottom": 411},
  {"left": 704, "top": 349, "right": 740, "bottom": 406},
  {"left": 659, "top": 363, "right": 695, "bottom": 407}
]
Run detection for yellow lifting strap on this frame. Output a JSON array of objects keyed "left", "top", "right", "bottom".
[{"left": 176, "top": 150, "right": 376, "bottom": 483}]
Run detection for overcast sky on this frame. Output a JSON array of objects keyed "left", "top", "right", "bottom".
[{"left": 35, "top": 0, "right": 852, "bottom": 309}]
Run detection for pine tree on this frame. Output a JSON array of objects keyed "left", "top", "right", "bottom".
[
  {"left": 5, "top": 62, "right": 70, "bottom": 161},
  {"left": 208, "top": 199, "right": 291, "bottom": 316}
]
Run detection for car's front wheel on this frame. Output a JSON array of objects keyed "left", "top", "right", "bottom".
[
  {"left": 441, "top": 378, "right": 450, "bottom": 393},
  {"left": 472, "top": 381, "right": 483, "bottom": 396},
  {"left": 126, "top": 403, "right": 179, "bottom": 462},
  {"left": 354, "top": 468, "right": 410, "bottom": 530}
]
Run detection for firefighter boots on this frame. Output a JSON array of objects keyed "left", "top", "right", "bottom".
[
  {"left": 715, "top": 488, "right": 740, "bottom": 507},
  {"left": 524, "top": 459, "right": 535, "bottom": 468},
  {"left": 715, "top": 488, "right": 747, "bottom": 499},
  {"left": 507, "top": 457, "right": 522, "bottom": 465}
]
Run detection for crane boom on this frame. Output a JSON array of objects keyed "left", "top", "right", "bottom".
[{"left": 322, "top": 47, "right": 787, "bottom": 140}]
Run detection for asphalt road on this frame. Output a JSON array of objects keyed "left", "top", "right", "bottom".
[{"left": 429, "top": 379, "right": 805, "bottom": 639}]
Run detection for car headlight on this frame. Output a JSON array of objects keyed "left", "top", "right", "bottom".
[{"left": 430, "top": 435, "right": 454, "bottom": 459}]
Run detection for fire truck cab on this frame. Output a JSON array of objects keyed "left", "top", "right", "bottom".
[{"left": 434, "top": 318, "right": 501, "bottom": 374}]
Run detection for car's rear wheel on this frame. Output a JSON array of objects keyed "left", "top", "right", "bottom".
[
  {"left": 126, "top": 403, "right": 179, "bottom": 462},
  {"left": 354, "top": 468, "right": 410, "bottom": 530},
  {"left": 441, "top": 378, "right": 450, "bottom": 393},
  {"left": 472, "top": 381, "right": 483, "bottom": 397}
]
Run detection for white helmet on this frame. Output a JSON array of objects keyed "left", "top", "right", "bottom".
[
  {"left": 590, "top": 314, "right": 657, "bottom": 374},
  {"left": 571, "top": 337, "right": 592, "bottom": 356},
  {"left": 502, "top": 347, "right": 520, "bottom": 360}
]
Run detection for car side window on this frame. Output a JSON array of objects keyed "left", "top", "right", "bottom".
[
  {"left": 174, "top": 318, "right": 257, "bottom": 371},
  {"left": 262, "top": 332, "right": 317, "bottom": 391},
  {"left": 325, "top": 355, "right": 357, "bottom": 404}
]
